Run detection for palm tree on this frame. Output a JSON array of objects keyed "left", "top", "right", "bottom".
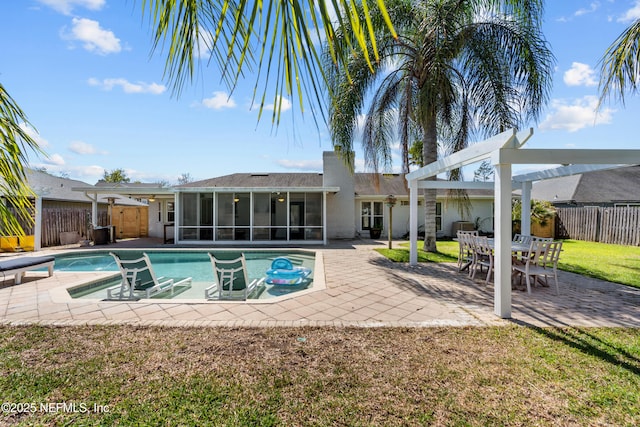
[
  {"left": 325, "top": 0, "right": 554, "bottom": 252},
  {"left": 0, "top": 84, "right": 44, "bottom": 236},
  {"left": 141, "top": 0, "right": 398, "bottom": 123},
  {"left": 599, "top": 18, "right": 640, "bottom": 106}
]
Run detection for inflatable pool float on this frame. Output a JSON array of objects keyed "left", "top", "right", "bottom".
[{"left": 265, "top": 257, "right": 311, "bottom": 285}]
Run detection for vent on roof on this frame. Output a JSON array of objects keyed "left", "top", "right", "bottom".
[{"left": 251, "top": 173, "right": 269, "bottom": 177}]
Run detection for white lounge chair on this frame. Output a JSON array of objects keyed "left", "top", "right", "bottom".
[
  {"left": 107, "top": 252, "right": 192, "bottom": 300},
  {"left": 205, "top": 253, "right": 264, "bottom": 300},
  {"left": 0, "top": 256, "right": 55, "bottom": 284}
]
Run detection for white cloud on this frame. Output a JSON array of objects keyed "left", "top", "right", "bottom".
[
  {"left": 196, "top": 30, "right": 213, "bottom": 59},
  {"left": 69, "top": 140, "right": 107, "bottom": 155},
  {"left": 44, "top": 153, "right": 66, "bottom": 166},
  {"left": 201, "top": 91, "right": 237, "bottom": 110},
  {"left": 563, "top": 62, "right": 597, "bottom": 87},
  {"left": 275, "top": 159, "right": 323, "bottom": 171},
  {"left": 88, "top": 78, "right": 166, "bottom": 94},
  {"left": 68, "top": 165, "right": 109, "bottom": 182},
  {"left": 264, "top": 96, "right": 292, "bottom": 112},
  {"left": 65, "top": 18, "right": 121, "bottom": 55},
  {"left": 539, "top": 96, "right": 615, "bottom": 132},
  {"left": 619, "top": 0, "right": 640, "bottom": 22},
  {"left": 19, "top": 123, "right": 49, "bottom": 148},
  {"left": 574, "top": 2, "right": 600, "bottom": 17},
  {"left": 37, "top": 0, "right": 104, "bottom": 15}
]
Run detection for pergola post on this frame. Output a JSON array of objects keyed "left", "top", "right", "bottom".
[
  {"left": 34, "top": 195, "right": 43, "bottom": 251},
  {"left": 493, "top": 160, "right": 512, "bottom": 318},
  {"left": 521, "top": 181, "right": 532, "bottom": 236},
  {"left": 91, "top": 194, "right": 98, "bottom": 227},
  {"left": 409, "top": 182, "right": 418, "bottom": 265}
]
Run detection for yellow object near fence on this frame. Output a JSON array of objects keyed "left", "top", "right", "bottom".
[
  {"left": 1, "top": 236, "right": 20, "bottom": 252},
  {"left": 20, "top": 235, "right": 35, "bottom": 251},
  {"left": 0, "top": 235, "right": 35, "bottom": 252}
]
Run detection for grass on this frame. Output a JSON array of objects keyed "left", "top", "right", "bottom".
[
  {"left": 377, "top": 239, "right": 640, "bottom": 289},
  {"left": 0, "top": 325, "right": 638, "bottom": 426}
]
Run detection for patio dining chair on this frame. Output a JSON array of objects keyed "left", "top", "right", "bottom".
[
  {"left": 470, "top": 235, "right": 494, "bottom": 283},
  {"left": 512, "top": 240, "right": 563, "bottom": 294},
  {"left": 456, "top": 230, "right": 478, "bottom": 272},
  {"left": 513, "top": 234, "right": 532, "bottom": 246}
]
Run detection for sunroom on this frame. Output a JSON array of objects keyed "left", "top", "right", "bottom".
[{"left": 175, "top": 188, "right": 332, "bottom": 244}]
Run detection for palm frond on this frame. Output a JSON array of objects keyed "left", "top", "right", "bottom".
[
  {"left": 142, "top": 0, "right": 398, "bottom": 125},
  {"left": 0, "top": 84, "right": 43, "bottom": 235},
  {"left": 599, "top": 19, "right": 640, "bottom": 107}
]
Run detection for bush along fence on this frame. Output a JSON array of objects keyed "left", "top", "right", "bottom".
[{"left": 555, "top": 206, "right": 640, "bottom": 246}]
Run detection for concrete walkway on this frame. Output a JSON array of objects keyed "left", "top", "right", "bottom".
[{"left": 1, "top": 239, "right": 638, "bottom": 328}]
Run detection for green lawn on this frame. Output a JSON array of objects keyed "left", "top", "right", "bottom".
[{"left": 377, "top": 239, "right": 640, "bottom": 289}]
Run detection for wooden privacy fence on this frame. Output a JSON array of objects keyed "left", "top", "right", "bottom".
[
  {"left": 555, "top": 206, "right": 640, "bottom": 246},
  {"left": 8, "top": 208, "right": 108, "bottom": 248},
  {"left": 41, "top": 208, "right": 108, "bottom": 247}
]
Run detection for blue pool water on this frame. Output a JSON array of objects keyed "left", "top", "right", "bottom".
[{"left": 57, "top": 250, "right": 315, "bottom": 300}]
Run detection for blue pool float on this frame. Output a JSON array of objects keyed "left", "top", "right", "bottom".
[{"left": 265, "top": 257, "right": 311, "bottom": 286}]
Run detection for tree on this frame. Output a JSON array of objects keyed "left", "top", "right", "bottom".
[
  {"left": 599, "top": 19, "right": 640, "bottom": 106},
  {"left": 473, "top": 160, "right": 494, "bottom": 182},
  {"left": 325, "top": 0, "right": 553, "bottom": 252},
  {"left": 102, "top": 168, "right": 130, "bottom": 183},
  {"left": 0, "top": 84, "right": 45, "bottom": 236},
  {"left": 177, "top": 173, "right": 193, "bottom": 185},
  {"left": 512, "top": 199, "right": 555, "bottom": 226},
  {"left": 142, "top": 0, "right": 397, "bottom": 124}
]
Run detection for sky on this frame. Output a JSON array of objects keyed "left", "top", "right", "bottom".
[{"left": 2, "top": 0, "right": 640, "bottom": 185}]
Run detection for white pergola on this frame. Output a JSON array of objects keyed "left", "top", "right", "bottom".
[{"left": 406, "top": 128, "right": 640, "bottom": 318}]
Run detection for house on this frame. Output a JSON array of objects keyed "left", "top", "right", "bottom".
[
  {"left": 77, "top": 152, "right": 495, "bottom": 245},
  {"left": 529, "top": 165, "right": 640, "bottom": 207}
]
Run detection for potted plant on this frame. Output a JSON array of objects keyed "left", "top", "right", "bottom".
[{"left": 369, "top": 227, "right": 382, "bottom": 239}]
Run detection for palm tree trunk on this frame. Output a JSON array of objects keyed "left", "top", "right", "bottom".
[{"left": 422, "top": 115, "right": 438, "bottom": 252}]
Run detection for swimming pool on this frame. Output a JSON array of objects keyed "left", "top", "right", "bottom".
[{"left": 56, "top": 249, "right": 316, "bottom": 301}]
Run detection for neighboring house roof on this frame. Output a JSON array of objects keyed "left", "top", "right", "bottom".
[
  {"left": 531, "top": 165, "right": 640, "bottom": 204},
  {"left": 21, "top": 170, "right": 144, "bottom": 206}
]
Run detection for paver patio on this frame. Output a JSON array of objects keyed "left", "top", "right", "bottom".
[{"left": 1, "top": 239, "right": 638, "bottom": 328}]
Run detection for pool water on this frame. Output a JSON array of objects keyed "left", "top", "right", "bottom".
[{"left": 57, "top": 250, "right": 315, "bottom": 300}]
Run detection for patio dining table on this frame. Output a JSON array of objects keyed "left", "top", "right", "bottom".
[
  {"left": 456, "top": 236, "right": 531, "bottom": 272},
  {"left": 485, "top": 238, "right": 531, "bottom": 253}
]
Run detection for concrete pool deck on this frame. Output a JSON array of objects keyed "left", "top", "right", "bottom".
[{"left": 1, "top": 238, "right": 639, "bottom": 328}]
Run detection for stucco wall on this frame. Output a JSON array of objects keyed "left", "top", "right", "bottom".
[
  {"left": 441, "top": 199, "right": 494, "bottom": 236},
  {"left": 147, "top": 201, "right": 162, "bottom": 238},
  {"left": 354, "top": 197, "right": 494, "bottom": 239},
  {"left": 323, "top": 151, "right": 356, "bottom": 239}
]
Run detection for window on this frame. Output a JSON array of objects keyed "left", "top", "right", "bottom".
[
  {"left": 166, "top": 202, "right": 175, "bottom": 223},
  {"left": 361, "top": 201, "right": 383, "bottom": 230},
  {"left": 436, "top": 202, "right": 442, "bottom": 232}
]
